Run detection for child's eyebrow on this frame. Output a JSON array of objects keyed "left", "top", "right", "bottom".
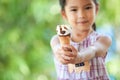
[
  {"left": 69, "top": 6, "right": 77, "bottom": 8},
  {"left": 84, "top": 3, "right": 93, "bottom": 6},
  {"left": 69, "top": 3, "right": 93, "bottom": 9}
]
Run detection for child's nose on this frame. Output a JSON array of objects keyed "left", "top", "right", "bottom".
[{"left": 77, "top": 10, "right": 85, "bottom": 18}]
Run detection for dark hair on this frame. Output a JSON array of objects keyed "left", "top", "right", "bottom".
[{"left": 59, "top": 0, "right": 99, "bottom": 31}]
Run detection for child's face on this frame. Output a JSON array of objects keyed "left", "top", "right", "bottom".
[{"left": 62, "top": 0, "right": 98, "bottom": 32}]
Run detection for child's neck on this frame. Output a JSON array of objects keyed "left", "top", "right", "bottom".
[{"left": 71, "top": 29, "right": 93, "bottom": 43}]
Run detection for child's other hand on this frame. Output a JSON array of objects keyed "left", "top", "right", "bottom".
[{"left": 55, "top": 45, "right": 77, "bottom": 64}]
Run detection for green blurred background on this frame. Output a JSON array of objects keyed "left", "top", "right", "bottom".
[{"left": 0, "top": 0, "right": 120, "bottom": 80}]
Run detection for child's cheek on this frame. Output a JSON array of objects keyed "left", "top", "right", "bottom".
[{"left": 68, "top": 15, "right": 76, "bottom": 22}]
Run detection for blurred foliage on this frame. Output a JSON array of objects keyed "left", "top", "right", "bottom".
[
  {"left": 0, "top": 0, "right": 120, "bottom": 80},
  {"left": 96, "top": 0, "right": 120, "bottom": 27}
]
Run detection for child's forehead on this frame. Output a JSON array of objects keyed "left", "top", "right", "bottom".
[{"left": 65, "top": 0, "right": 94, "bottom": 6}]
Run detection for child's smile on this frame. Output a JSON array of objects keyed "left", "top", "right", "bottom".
[{"left": 76, "top": 20, "right": 89, "bottom": 26}]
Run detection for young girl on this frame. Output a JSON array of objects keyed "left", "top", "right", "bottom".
[{"left": 50, "top": 0, "right": 112, "bottom": 80}]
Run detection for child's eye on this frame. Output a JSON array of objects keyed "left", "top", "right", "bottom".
[
  {"left": 71, "top": 9, "right": 77, "bottom": 11},
  {"left": 85, "top": 6, "right": 92, "bottom": 10}
]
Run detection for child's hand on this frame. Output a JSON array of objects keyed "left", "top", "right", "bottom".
[{"left": 55, "top": 45, "right": 78, "bottom": 64}]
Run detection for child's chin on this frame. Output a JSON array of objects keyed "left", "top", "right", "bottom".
[{"left": 77, "top": 27, "right": 90, "bottom": 31}]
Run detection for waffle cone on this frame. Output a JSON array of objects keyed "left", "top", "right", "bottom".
[{"left": 58, "top": 36, "right": 70, "bottom": 46}]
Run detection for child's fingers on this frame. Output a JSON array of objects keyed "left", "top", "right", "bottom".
[
  {"left": 62, "top": 45, "right": 77, "bottom": 58},
  {"left": 59, "top": 59, "right": 69, "bottom": 64},
  {"left": 64, "top": 52, "right": 74, "bottom": 57},
  {"left": 62, "top": 45, "right": 77, "bottom": 53},
  {"left": 61, "top": 54, "right": 75, "bottom": 62},
  {"left": 56, "top": 46, "right": 77, "bottom": 64},
  {"left": 57, "top": 51, "right": 76, "bottom": 64},
  {"left": 60, "top": 48, "right": 74, "bottom": 57},
  {"left": 55, "top": 51, "right": 68, "bottom": 64},
  {"left": 61, "top": 54, "right": 71, "bottom": 60},
  {"left": 59, "top": 55, "right": 70, "bottom": 64},
  {"left": 69, "top": 45, "right": 77, "bottom": 52},
  {"left": 62, "top": 45, "right": 72, "bottom": 51},
  {"left": 69, "top": 45, "right": 77, "bottom": 56}
]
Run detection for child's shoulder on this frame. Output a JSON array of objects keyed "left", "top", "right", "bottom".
[
  {"left": 95, "top": 31, "right": 112, "bottom": 44},
  {"left": 93, "top": 31, "right": 110, "bottom": 38}
]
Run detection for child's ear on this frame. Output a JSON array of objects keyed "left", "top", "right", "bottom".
[{"left": 61, "top": 10, "right": 67, "bottom": 20}]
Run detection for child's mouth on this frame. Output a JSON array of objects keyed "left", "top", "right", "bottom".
[{"left": 77, "top": 20, "right": 88, "bottom": 25}]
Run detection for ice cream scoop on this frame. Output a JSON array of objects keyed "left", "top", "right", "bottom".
[
  {"left": 56, "top": 25, "right": 71, "bottom": 46},
  {"left": 56, "top": 25, "right": 71, "bottom": 36}
]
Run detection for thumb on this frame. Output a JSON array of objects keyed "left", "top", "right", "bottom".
[
  {"left": 62, "top": 45, "right": 72, "bottom": 52},
  {"left": 69, "top": 45, "right": 77, "bottom": 52}
]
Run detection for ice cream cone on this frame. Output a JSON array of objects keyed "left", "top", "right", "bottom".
[
  {"left": 56, "top": 25, "right": 75, "bottom": 73},
  {"left": 58, "top": 35, "right": 70, "bottom": 46},
  {"left": 56, "top": 25, "right": 71, "bottom": 46}
]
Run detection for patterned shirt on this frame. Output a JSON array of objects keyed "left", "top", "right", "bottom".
[{"left": 54, "top": 31, "right": 110, "bottom": 80}]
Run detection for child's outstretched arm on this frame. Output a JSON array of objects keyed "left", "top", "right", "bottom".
[
  {"left": 50, "top": 35, "right": 112, "bottom": 64},
  {"left": 50, "top": 35, "right": 77, "bottom": 64},
  {"left": 75, "top": 35, "right": 112, "bottom": 63}
]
